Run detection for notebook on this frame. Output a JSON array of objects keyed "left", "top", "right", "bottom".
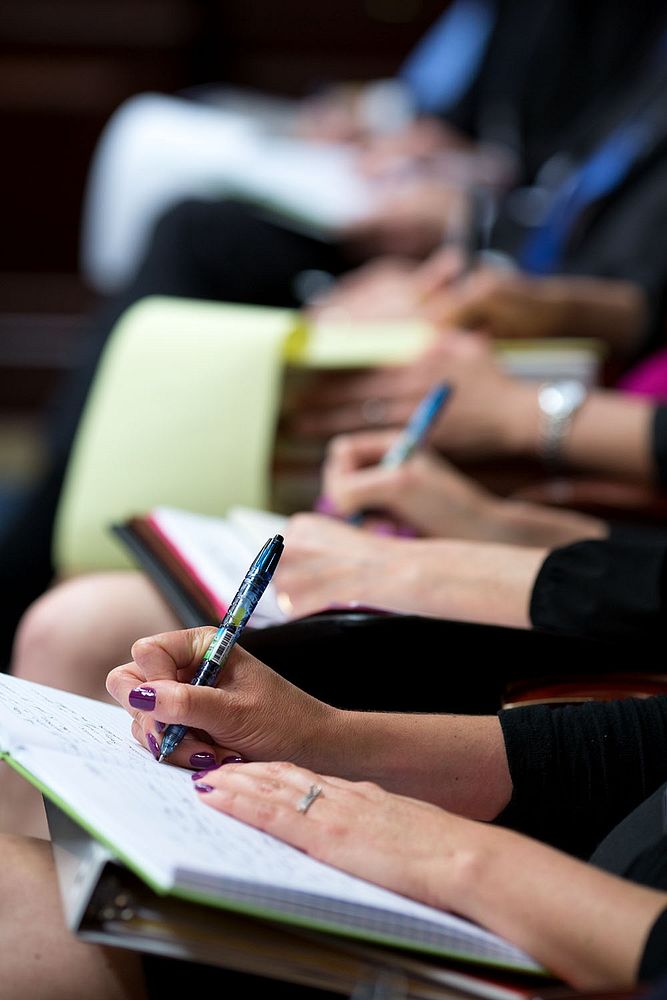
[
  {"left": 112, "top": 505, "right": 290, "bottom": 627},
  {"left": 112, "top": 505, "right": 401, "bottom": 629},
  {"left": 0, "top": 672, "right": 544, "bottom": 976}
]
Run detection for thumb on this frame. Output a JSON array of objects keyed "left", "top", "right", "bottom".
[
  {"left": 331, "top": 464, "right": 406, "bottom": 518},
  {"left": 131, "top": 627, "right": 218, "bottom": 682}
]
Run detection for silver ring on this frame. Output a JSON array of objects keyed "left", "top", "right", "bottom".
[
  {"left": 296, "top": 784, "right": 323, "bottom": 815},
  {"left": 360, "top": 397, "right": 387, "bottom": 426}
]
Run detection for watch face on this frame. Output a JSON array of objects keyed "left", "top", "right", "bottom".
[
  {"left": 538, "top": 384, "right": 566, "bottom": 416},
  {"left": 539, "top": 380, "right": 586, "bottom": 416}
]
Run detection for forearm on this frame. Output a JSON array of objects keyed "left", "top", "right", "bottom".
[
  {"left": 506, "top": 385, "right": 655, "bottom": 483},
  {"left": 355, "top": 538, "right": 545, "bottom": 629},
  {"left": 493, "top": 498, "right": 608, "bottom": 548},
  {"left": 412, "top": 539, "right": 545, "bottom": 629},
  {"left": 447, "top": 822, "right": 667, "bottom": 989},
  {"left": 319, "top": 710, "right": 512, "bottom": 820},
  {"left": 555, "top": 277, "right": 648, "bottom": 355}
]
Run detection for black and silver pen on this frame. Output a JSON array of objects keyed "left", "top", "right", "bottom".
[{"left": 157, "top": 533, "right": 284, "bottom": 763}]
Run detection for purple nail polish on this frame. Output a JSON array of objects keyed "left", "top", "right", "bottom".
[
  {"left": 155, "top": 720, "right": 166, "bottom": 733},
  {"left": 222, "top": 755, "right": 245, "bottom": 765},
  {"left": 396, "top": 523, "right": 417, "bottom": 538},
  {"left": 189, "top": 751, "right": 216, "bottom": 769},
  {"left": 146, "top": 732, "right": 161, "bottom": 760},
  {"left": 194, "top": 782, "right": 214, "bottom": 793},
  {"left": 129, "top": 686, "right": 156, "bottom": 711},
  {"left": 371, "top": 521, "right": 394, "bottom": 536},
  {"left": 191, "top": 765, "right": 221, "bottom": 780},
  {"left": 314, "top": 494, "right": 337, "bottom": 516}
]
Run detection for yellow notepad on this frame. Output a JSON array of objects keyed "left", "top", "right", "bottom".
[{"left": 53, "top": 296, "right": 603, "bottom": 574}]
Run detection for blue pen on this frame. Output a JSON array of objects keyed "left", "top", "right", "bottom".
[
  {"left": 157, "top": 534, "right": 284, "bottom": 763},
  {"left": 349, "top": 382, "right": 452, "bottom": 525}
]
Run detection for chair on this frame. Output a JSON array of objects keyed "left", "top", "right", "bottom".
[
  {"left": 502, "top": 474, "right": 667, "bottom": 707},
  {"left": 502, "top": 672, "right": 667, "bottom": 709}
]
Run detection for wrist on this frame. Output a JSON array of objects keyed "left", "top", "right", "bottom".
[
  {"left": 304, "top": 705, "right": 357, "bottom": 775},
  {"left": 494, "top": 499, "right": 608, "bottom": 548},
  {"left": 429, "top": 815, "right": 507, "bottom": 915},
  {"left": 536, "top": 379, "right": 589, "bottom": 469},
  {"left": 498, "top": 382, "right": 541, "bottom": 457}
]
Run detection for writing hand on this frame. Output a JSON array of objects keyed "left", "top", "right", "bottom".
[
  {"left": 322, "top": 433, "right": 500, "bottom": 539},
  {"left": 106, "top": 630, "right": 336, "bottom": 772}
]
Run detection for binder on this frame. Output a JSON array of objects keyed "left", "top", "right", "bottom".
[{"left": 46, "top": 800, "right": 557, "bottom": 1000}]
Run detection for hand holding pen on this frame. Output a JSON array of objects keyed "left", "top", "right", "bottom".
[
  {"left": 156, "top": 534, "right": 284, "bottom": 762},
  {"left": 346, "top": 382, "right": 452, "bottom": 527}
]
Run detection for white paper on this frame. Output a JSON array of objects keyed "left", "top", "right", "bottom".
[
  {"left": 0, "top": 673, "right": 541, "bottom": 970},
  {"left": 149, "top": 506, "right": 289, "bottom": 626}
]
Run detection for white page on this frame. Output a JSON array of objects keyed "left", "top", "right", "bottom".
[
  {"left": 0, "top": 674, "right": 541, "bottom": 970},
  {"left": 149, "top": 506, "right": 288, "bottom": 627},
  {"left": 222, "top": 137, "right": 381, "bottom": 230},
  {"left": 226, "top": 505, "right": 290, "bottom": 552}
]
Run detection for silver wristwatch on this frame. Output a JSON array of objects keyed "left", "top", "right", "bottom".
[{"left": 537, "top": 379, "right": 588, "bottom": 467}]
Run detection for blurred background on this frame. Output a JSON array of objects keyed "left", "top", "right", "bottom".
[{"left": 0, "top": 0, "right": 445, "bottom": 512}]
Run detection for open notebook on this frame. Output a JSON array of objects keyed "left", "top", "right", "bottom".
[
  {"left": 0, "top": 673, "right": 544, "bottom": 976},
  {"left": 112, "top": 505, "right": 290, "bottom": 627}
]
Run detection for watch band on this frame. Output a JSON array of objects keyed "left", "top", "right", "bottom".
[{"left": 537, "top": 379, "right": 588, "bottom": 468}]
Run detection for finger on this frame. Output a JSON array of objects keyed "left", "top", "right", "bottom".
[
  {"left": 112, "top": 645, "right": 255, "bottom": 728},
  {"left": 415, "top": 246, "right": 467, "bottom": 299},
  {"left": 130, "top": 714, "right": 242, "bottom": 770},
  {"left": 324, "top": 431, "right": 398, "bottom": 474},
  {"left": 280, "top": 512, "right": 364, "bottom": 554},
  {"left": 322, "top": 432, "right": 397, "bottom": 502},
  {"left": 106, "top": 660, "right": 151, "bottom": 706},
  {"left": 327, "top": 464, "right": 407, "bottom": 519},
  {"left": 117, "top": 676, "right": 227, "bottom": 738},
  {"left": 106, "top": 656, "right": 199, "bottom": 707},
  {"left": 195, "top": 761, "right": 340, "bottom": 844}
]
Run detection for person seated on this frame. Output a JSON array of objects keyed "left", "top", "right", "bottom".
[
  {"left": 3, "top": 1, "right": 665, "bottom": 682},
  {"left": 309, "top": 248, "right": 650, "bottom": 360},
  {"left": 1, "top": 628, "right": 666, "bottom": 999},
  {"left": 83, "top": 0, "right": 664, "bottom": 294},
  {"left": 5, "top": 331, "right": 667, "bottom": 843}
]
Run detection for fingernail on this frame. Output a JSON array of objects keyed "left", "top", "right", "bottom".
[
  {"left": 314, "top": 494, "right": 337, "bottom": 516},
  {"left": 222, "top": 755, "right": 245, "bottom": 765},
  {"left": 191, "top": 765, "right": 221, "bottom": 780},
  {"left": 194, "top": 783, "right": 214, "bottom": 793},
  {"left": 146, "top": 732, "right": 161, "bottom": 760},
  {"left": 189, "top": 751, "right": 217, "bottom": 769},
  {"left": 371, "top": 522, "right": 394, "bottom": 536},
  {"left": 396, "top": 523, "right": 417, "bottom": 538},
  {"left": 155, "top": 720, "right": 166, "bottom": 733},
  {"left": 129, "top": 686, "right": 156, "bottom": 711}
]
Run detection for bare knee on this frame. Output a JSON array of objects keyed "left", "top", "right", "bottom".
[
  {"left": 13, "top": 578, "right": 90, "bottom": 688},
  {"left": 11, "top": 572, "right": 169, "bottom": 697}
]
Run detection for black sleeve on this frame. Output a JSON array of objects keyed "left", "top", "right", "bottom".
[
  {"left": 495, "top": 696, "right": 667, "bottom": 858},
  {"left": 529, "top": 531, "right": 667, "bottom": 640},
  {"left": 653, "top": 406, "right": 667, "bottom": 488},
  {"left": 641, "top": 908, "right": 667, "bottom": 982},
  {"left": 559, "top": 146, "right": 667, "bottom": 362}
]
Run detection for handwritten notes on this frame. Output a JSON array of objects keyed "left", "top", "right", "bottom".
[{"left": 0, "top": 673, "right": 540, "bottom": 970}]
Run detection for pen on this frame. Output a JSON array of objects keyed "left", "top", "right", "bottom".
[
  {"left": 348, "top": 381, "right": 452, "bottom": 525},
  {"left": 157, "top": 533, "right": 284, "bottom": 763}
]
